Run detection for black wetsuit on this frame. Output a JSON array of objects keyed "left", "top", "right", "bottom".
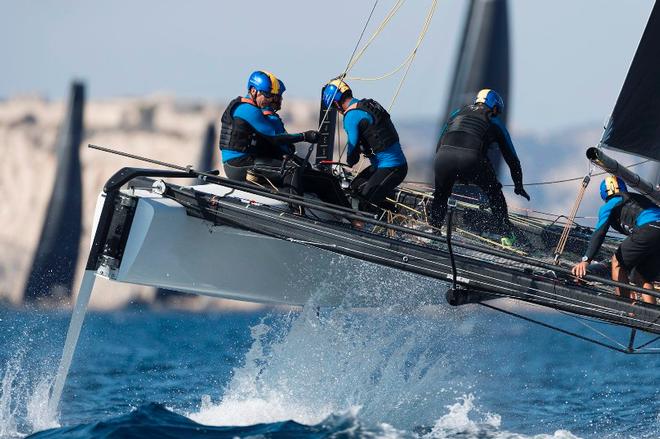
[{"left": 430, "top": 105, "right": 523, "bottom": 233}]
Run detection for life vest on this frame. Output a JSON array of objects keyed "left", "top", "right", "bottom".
[
  {"left": 347, "top": 99, "right": 400, "bottom": 154},
  {"left": 219, "top": 97, "right": 259, "bottom": 153},
  {"left": 441, "top": 104, "right": 491, "bottom": 153},
  {"left": 610, "top": 193, "right": 658, "bottom": 235}
]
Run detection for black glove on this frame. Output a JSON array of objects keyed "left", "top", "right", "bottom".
[
  {"left": 346, "top": 147, "right": 360, "bottom": 167},
  {"left": 302, "top": 130, "right": 319, "bottom": 143},
  {"left": 514, "top": 184, "right": 531, "bottom": 201}
]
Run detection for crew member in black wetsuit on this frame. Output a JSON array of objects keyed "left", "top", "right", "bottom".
[
  {"left": 219, "top": 70, "right": 318, "bottom": 181},
  {"left": 572, "top": 176, "right": 660, "bottom": 304},
  {"left": 322, "top": 78, "right": 408, "bottom": 213},
  {"left": 430, "top": 89, "right": 529, "bottom": 237}
]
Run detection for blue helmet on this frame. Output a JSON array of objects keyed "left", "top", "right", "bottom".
[
  {"left": 600, "top": 175, "right": 627, "bottom": 200},
  {"left": 475, "top": 89, "right": 504, "bottom": 112},
  {"left": 322, "top": 78, "right": 351, "bottom": 109},
  {"left": 247, "top": 70, "right": 283, "bottom": 95}
]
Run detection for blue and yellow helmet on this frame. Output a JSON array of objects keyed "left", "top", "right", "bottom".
[
  {"left": 475, "top": 89, "right": 504, "bottom": 112},
  {"left": 322, "top": 78, "right": 351, "bottom": 109},
  {"left": 600, "top": 175, "right": 627, "bottom": 200},
  {"left": 247, "top": 70, "right": 283, "bottom": 95}
]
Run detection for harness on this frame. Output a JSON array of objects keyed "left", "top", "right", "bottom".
[
  {"left": 610, "top": 193, "right": 657, "bottom": 234},
  {"left": 441, "top": 105, "right": 491, "bottom": 153},
  {"left": 346, "top": 99, "right": 400, "bottom": 154},
  {"left": 219, "top": 97, "right": 260, "bottom": 154}
]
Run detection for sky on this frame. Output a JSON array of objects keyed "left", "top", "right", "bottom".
[{"left": 1, "top": 0, "right": 655, "bottom": 133}]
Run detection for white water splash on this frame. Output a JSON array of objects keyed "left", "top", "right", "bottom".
[
  {"left": 189, "top": 299, "right": 482, "bottom": 429},
  {"left": 0, "top": 351, "right": 59, "bottom": 438},
  {"left": 423, "top": 394, "right": 581, "bottom": 439},
  {"left": 26, "top": 375, "right": 58, "bottom": 433},
  {"left": 187, "top": 297, "right": 585, "bottom": 439},
  {"left": 0, "top": 353, "right": 22, "bottom": 438}
]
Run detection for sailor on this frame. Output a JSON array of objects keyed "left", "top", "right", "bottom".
[
  {"left": 219, "top": 70, "right": 319, "bottom": 181},
  {"left": 429, "top": 89, "right": 529, "bottom": 236},
  {"left": 260, "top": 79, "right": 293, "bottom": 159},
  {"left": 261, "top": 80, "right": 352, "bottom": 208},
  {"left": 322, "top": 78, "right": 408, "bottom": 212},
  {"left": 572, "top": 176, "right": 660, "bottom": 304}
]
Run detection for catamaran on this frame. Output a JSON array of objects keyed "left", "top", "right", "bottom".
[{"left": 48, "top": 0, "right": 660, "bottom": 418}]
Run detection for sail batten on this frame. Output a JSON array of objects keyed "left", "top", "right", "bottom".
[{"left": 601, "top": 2, "right": 660, "bottom": 162}]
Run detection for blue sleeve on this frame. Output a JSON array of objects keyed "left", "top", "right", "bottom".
[
  {"left": 491, "top": 116, "right": 523, "bottom": 185},
  {"left": 233, "top": 104, "right": 303, "bottom": 146},
  {"left": 343, "top": 109, "right": 372, "bottom": 163},
  {"left": 233, "top": 104, "right": 278, "bottom": 136},
  {"left": 267, "top": 114, "right": 286, "bottom": 134},
  {"left": 584, "top": 197, "right": 621, "bottom": 260}
]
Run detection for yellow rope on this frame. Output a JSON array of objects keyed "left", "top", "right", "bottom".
[
  {"left": 347, "top": 0, "right": 437, "bottom": 85},
  {"left": 346, "top": 0, "right": 407, "bottom": 72},
  {"left": 388, "top": 0, "right": 438, "bottom": 110}
]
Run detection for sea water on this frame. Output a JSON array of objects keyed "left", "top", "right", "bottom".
[{"left": 0, "top": 302, "right": 658, "bottom": 438}]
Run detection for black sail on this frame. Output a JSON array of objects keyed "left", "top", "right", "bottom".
[
  {"left": 196, "top": 122, "right": 218, "bottom": 173},
  {"left": 443, "top": 0, "right": 510, "bottom": 173},
  {"left": 601, "top": 2, "right": 660, "bottom": 162},
  {"left": 24, "top": 82, "right": 84, "bottom": 302}
]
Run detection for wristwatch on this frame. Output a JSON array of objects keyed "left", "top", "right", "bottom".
[{"left": 581, "top": 256, "right": 589, "bottom": 262}]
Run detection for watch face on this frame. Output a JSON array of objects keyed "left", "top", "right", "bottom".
[{"left": 581, "top": 256, "right": 589, "bottom": 262}]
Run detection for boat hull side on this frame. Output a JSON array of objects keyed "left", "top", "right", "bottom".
[{"left": 110, "top": 195, "right": 446, "bottom": 307}]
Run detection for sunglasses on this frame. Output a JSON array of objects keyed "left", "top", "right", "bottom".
[{"left": 258, "top": 91, "right": 280, "bottom": 99}]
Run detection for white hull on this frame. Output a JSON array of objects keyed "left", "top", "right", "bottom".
[{"left": 93, "top": 184, "right": 445, "bottom": 308}]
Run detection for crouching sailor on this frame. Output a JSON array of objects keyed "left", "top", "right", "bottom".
[
  {"left": 219, "top": 70, "right": 318, "bottom": 181},
  {"left": 572, "top": 176, "right": 660, "bottom": 304},
  {"left": 322, "top": 78, "right": 408, "bottom": 213},
  {"left": 430, "top": 89, "right": 529, "bottom": 238},
  {"left": 261, "top": 81, "right": 351, "bottom": 209}
]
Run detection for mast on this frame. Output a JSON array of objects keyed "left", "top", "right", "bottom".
[
  {"left": 316, "top": 96, "right": 337, "bottom": 169},
  {"left": 23, "top": 81, "right": 84, "bottom": 303},
  {"left": 443, "top": 0, "right": 510, "bottom": 173}
]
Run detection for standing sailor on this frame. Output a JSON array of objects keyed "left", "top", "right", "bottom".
[
  {"left": 572, "top": 176, "right": 660, "bottom": 304},
  {"left": 322, "top": 78, "right": 408, "bottom": 212},
  {"left": 219, "top": 70, "right": 318, "bottom": 181},
  {"left": 430, "top": 89, "right": 529, "bottom": 236}
]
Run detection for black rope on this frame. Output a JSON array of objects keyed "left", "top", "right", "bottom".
[
  {"left": 446, "top": 203, "right": 457, "bottom": 290},
  {"left": 479, "top": 302, "right": 660, "bottom": 354},
  {"left": 635, "top": 335, "right": 660, "bottom": 350},
  {"left": 403, "top": 159, "right": 651, "bottom": 188}
]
